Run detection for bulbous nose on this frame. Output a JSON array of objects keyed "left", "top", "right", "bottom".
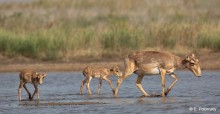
[
  {"left": 197, "top": 66, "right": 202, "bottom": 77},
  {"left": 39, "top": 80, "right": 43, "bottom": 85}
]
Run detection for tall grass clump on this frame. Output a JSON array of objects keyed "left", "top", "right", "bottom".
[
  {"left": 101, "top": 22, "right": 146, "bottom": 57},
  {"left": 143, "top": 23, "right": 201, "bottom": 49},
  {"left": 197, "top": 33, "right": 220, "bottom": 50},
  {"left": 0, "top": 29, "right": 59, "bottom": 60},
  {"left": 102, "top": 26, "right": 142, "bottom": 50}
]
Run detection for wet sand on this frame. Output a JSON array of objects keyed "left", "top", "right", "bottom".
[
  {"left": 0, "top": 58, "right": 219, "bottom": 72},
  {"left": 0, "top": 62, "right": 123, "bottom": 72}
]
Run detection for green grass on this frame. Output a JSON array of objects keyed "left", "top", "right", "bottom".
[
  {"left": 197, "top": 32, "right": 220, "bottom": 50},
  {"left": 0, "top": 0, "right": 220, "bottom": 61}
]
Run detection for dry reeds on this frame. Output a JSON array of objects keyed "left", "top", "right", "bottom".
[{"left": 0, "top": 0, "right": 220, "bottom": 61}]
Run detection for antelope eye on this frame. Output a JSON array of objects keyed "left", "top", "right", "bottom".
[
  {"left": 116, "top": 71, "right": 118, "bottom": 72},
  {"left": 190, "top": 63, "right": 194, "bottom": 66}
]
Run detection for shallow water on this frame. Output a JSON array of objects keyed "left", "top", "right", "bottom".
[{"left": 0, "top": 71, "right": 219, "bottom": 114}]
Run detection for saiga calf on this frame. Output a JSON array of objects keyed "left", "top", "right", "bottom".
[
  {"left": 18, "top": 70, "right": 47, "bottom": 101},
  {"left": 80, "top": 66, "right": 122, "bottom": 95}
]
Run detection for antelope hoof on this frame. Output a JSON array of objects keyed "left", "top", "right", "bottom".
[
  {"left": 140, "top": 94, "right": 150, "bottom": 98},
  {"left": 164, "top": 92, "right": 168, "bottom": 96},
  {"left": 159, "top": 93, "right": 168, "bottom": 97},
  {"left": 140, "top": 94, "right": 162, "bottom": 97},
  {"left": 140, "top": 95, "right": 146, "bottom": 98},
  {"left": 150, "top": 94, "right": 162, "bottom": 97},
  {"left": 113, "top": 91, "right": 116, "bottom": 95}
]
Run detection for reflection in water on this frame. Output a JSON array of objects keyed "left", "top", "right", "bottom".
[{"left": 19, "top": 100, "right": 40, "bottom": 107}]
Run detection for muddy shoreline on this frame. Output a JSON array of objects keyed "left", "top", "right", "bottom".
[
  {"left": 0, "top": 60, "right": 219, "bottom": 72},
  {"left": 0, "top": 50, "right": 220, "bottom": 72},
  {"left": 0, "top": 62, "right": 123, "bottom": 72}
]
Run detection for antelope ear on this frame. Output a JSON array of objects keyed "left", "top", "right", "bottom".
[
  {"left": 186, "top": 56, "right": 190, "bottom": 61},
  {"left": 43, "top": 73, "right": 47, "bottom": 77},
  {"left": 191, "top": 53, "right": 195, "bottom": 57},
  {"left": 33, "top": 72, "right": 38, "bottom": 78},
  {"left": 115, "top": 66, "right": 119, "bottom": 69}
]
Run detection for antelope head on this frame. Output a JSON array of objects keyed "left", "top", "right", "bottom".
[
  {"left": 110, "top": 66, "right": 122, "bottom": 77},
  {"left": 183, "top": 53, "right": 201, "bottom": 77},
  {"left": 36, "top": 73, "right": 47, "bottom": 84}
]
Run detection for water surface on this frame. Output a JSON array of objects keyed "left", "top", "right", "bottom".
[{"left": 0, "top": 71, "right": 219, "bottom": 114}]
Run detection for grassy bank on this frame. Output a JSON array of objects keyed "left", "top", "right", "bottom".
[{"left": 0, "top": 0, "right": 220, "bottom": 61}]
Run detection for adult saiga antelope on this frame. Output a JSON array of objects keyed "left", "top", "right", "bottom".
[
  {"left": 18, "top": 70, "right": 47, "bottom": 101},
  {"left": 80, "top": 66, "right": 122, "bottom": 95},
  {"left": 114, "top": 51, "right": 201, "bottom": 97}
]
